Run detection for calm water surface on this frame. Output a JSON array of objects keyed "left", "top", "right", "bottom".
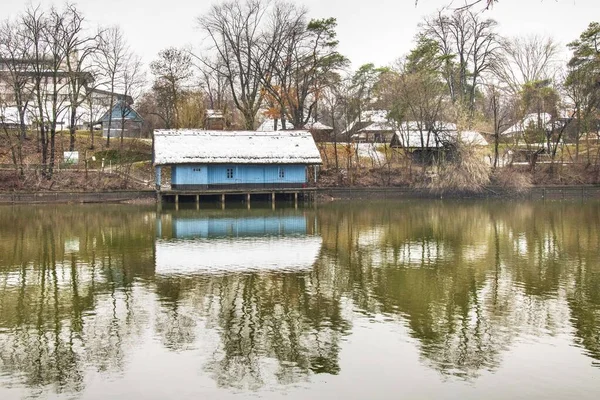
[{"left": 0, "top": 200, "right": 599, "bottom": 399}]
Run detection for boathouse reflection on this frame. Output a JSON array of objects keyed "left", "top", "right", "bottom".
[
  {"left": 155, "top": 210, "right": 321, "bottom": 274},
  {"left": 152, "top": 210, "right": 348, "bottom": 389}
]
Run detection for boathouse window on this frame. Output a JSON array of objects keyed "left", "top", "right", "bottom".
[
  {"left": 278, "top": 167, "right": 285, "bottom": 178},
  {"left": 226, "top": 168, "right": 234, "bottom": 179}
]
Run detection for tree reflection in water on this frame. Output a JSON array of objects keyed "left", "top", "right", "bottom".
[
  {"left": 152, "top": 210, "right": 347, "bottom": 390},
  {"left": 0, "top": 201, "right": 599, "bottom": 396}
]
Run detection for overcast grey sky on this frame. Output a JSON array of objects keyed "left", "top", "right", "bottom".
[{"left": 3, "top": 0, "right": 597, "bottom": 70}]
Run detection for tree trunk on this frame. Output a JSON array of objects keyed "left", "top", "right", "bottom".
[
  {"left": 69, "top": 104, "right": 77, "bottom": 151},
  {"left": 575, "top": 105, "right": 581, "bottom": 162},
  {"left": 243, "top": 110, "right": 255, "bottom": 130},
  {"left": 49, "top": 128, "right": 56, "bottom": 179},
  {"left": 106, "top": 92, "right": 114, "bottom": 147},
  {"left": 120, "top": 115, "right": 125, "bottom": 149}
]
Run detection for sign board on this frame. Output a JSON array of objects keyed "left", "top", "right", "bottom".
[{"left": 63, "top": 151, "right": 79, "bottom": 165}]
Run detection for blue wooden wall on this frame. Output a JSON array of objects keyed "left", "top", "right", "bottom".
[
  {"left": 172, "top": 216, "right": 308, "bottom": 239},
  {"left": 171, "top": 165, "right": 208, "bottom": 186},
  {"left": 171, "top": 164, "right": 307, "bottom": 186}
]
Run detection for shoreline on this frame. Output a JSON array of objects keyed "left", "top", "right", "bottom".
[
  {"left": 1, "top": 185, "right": 600, "bottom": 204},
  {"left": 0, "top": 190, "right": 156, "bottom": 204}
]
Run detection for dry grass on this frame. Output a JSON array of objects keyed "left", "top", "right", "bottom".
[
  {"left": 0, "top": 170, "right": 142, "bottom": 191},
  {"left": 490, "top": 168, "right": 533, "bottom": 193},
  {"left": 0, "top": 130, "right": 153, "bottom": 191},
  {"left": 426, "top": 144, "right": 491, "bottom": 194}
]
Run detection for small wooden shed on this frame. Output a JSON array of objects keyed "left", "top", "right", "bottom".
[{"left": 153, "top": 130, "right": 322, "bottom": 190}]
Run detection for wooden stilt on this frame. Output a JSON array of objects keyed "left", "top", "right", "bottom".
[
  {"left": 221, "top": 193, "right": 225, "bottom": 210},
  {"left": 271, "top": 192, "right": 275, "bottom": 210},
  {"left": 175, "top": 194, "right": 179, "bottom": 211},
  {"left": 294, "top": 192, "right": 298, "bottom": 209},
  {"left": 246, "top": 193, "right": 251, "bottom": 210}
]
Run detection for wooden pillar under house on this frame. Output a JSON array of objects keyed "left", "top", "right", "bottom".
[
  {"left": 157, "top": 193, "right": 163, "bottom": 212},
  {"left": 294, "top": 192, "right": 298, "bottom": 209},
  {"left": 175, "top": 194, "right": 179, "bottom": 211},
  {"left": 221, "top": 193, "right": 225, "bottom": 210},
  {"left": 196, "top": 195, "right": 200, "bottom": 210},
  {"left": 246, "top": 193, "right": 251, "bottom": 210},
  {"left": 271, "top": 192, "right": 275, "bottom": 210}
]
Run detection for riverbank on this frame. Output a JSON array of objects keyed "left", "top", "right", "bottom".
[
  {"left": 317, "top": 185, "right": 600, "bottom": 201},
  {"left": 0, "top": 190, "right": 156, "bottom": 204},
  {"left": 1, "top": 185, "right": 600, "bottom": 204}
]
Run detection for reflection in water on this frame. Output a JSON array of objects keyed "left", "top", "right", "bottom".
[
  {"left": 153, "top": 210, "right": 341, "bottom": 389},
  {"left": 0, "top": 206, "right": 154, "bottom": 396},
  {"left": 0, "top": 201, "right": 599, "bottom": 398},
  {"left": 155, "top": 212, "right": 322, "bottom": 274}
]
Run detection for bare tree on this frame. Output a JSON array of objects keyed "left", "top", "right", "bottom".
[
  {"left": 117, "top": 53, "right": 144, "bottom": 146},
  {"left": 198, "top": 0, "right": 269, "bottom": 129},
  {"left": 0, "top": 19, "right": 32, "bottom": 144},
  {"left": 492, "top": 35, "right": 560, "bottom": 94},
  {"left": 198, "top": 58, "right": 228, "bottom": 111},
  {"left": 420, "top": 8, "right": 500, "bottom": 112},
  {"left": 97, "top": 26, "right": 127, "bottom": 147},
  {"left": 0, "top": 19, "right": 32, "bottom": 177},
  {"left": 60, "top": 4, "right": 100, "bottom": 151},
  {"left": 21, "top": 5, "right": 49, "bottom": 169},
  {"left": 19, "top": 5, "right": 73, "bottom": 178},
  {"left": 484, "top": 84, "right": 514, "bottom": 168},
  {"left": 41, "top": 5, "right": 78, "bottom": 177},
  {"left": 259, "top": 8, "right": 348, "bottom": 129}
]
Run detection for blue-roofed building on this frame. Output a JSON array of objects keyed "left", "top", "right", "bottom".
[
  {"left": 98, "top": 101, "right": 144, "bottom": 138},
  {"left": 153, "top": 130, "right": 322, "bottom": 191}
]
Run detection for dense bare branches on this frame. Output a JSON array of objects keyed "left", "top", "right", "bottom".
[
  {"left": 60, "top": 4, "right": 100, "bottom": 151},
  {"left": 492, "top": 35, "right": 560, "bottom": 94},
  {"left": 198, "top": 0, "right": 268, "bottom": 129},
  {"left": 97, "top": 26, "right": 128, "bottom": 147},
  {"left": 197, "top": 0, "right": 346, "bottom": 129},
  {"left": 420, "top": 8, "right": 499, "bottom": 110}
]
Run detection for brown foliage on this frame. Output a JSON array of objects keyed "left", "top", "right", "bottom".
[
  {"left": 426, "top": 144, "right": 491, "bottom": 194},
  {"left": 490, "top": 168, "right": 533, "bottom": 193}
]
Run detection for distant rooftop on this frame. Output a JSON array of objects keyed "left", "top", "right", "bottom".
[{"left": 257, "top": 118, "right": 332, "bottom": 132}]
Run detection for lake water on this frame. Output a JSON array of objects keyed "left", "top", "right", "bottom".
[{"left": 0, "top": 200, "right": 599, "bottom": 399}]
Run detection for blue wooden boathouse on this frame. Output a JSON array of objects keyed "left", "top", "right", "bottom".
[{"left": 153, "top": 130, "right": 322, "bottom": 198}]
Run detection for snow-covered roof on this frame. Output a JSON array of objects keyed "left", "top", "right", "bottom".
[
  {"left": 502, "top": 113, "right": 552, "bottom": 136},
  {"left": 357, "top": 121, "right": 394, "bottom": 132},
  {"left": 153, "top": 130, "right": 322, "bottom": 166},
  {"left": 343, "top": 109, "right": 388, "bottom": 134},
  {"left": 155, "top": 236, "right": 322, "bottom": 274},
  {"left": 257, "top": 118, "right": 332, "bottom": 132},
  {"left": 394, "top": 130, "right": 488, "bottom": 148},
  {"left": 395, "top": 131, "right": 444, "bottom": 148},
  {"left": 396, "top": 121, "right": 457, "bottom": 132},
  {"left": 451, "top": 130, "right": 488, "bottom": 146},
  {"left": 347, "top": 114, "right": 457, "bottom": 135},
  {"left": 304, "top": 120, "right": 333, "bottom": 131}
]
